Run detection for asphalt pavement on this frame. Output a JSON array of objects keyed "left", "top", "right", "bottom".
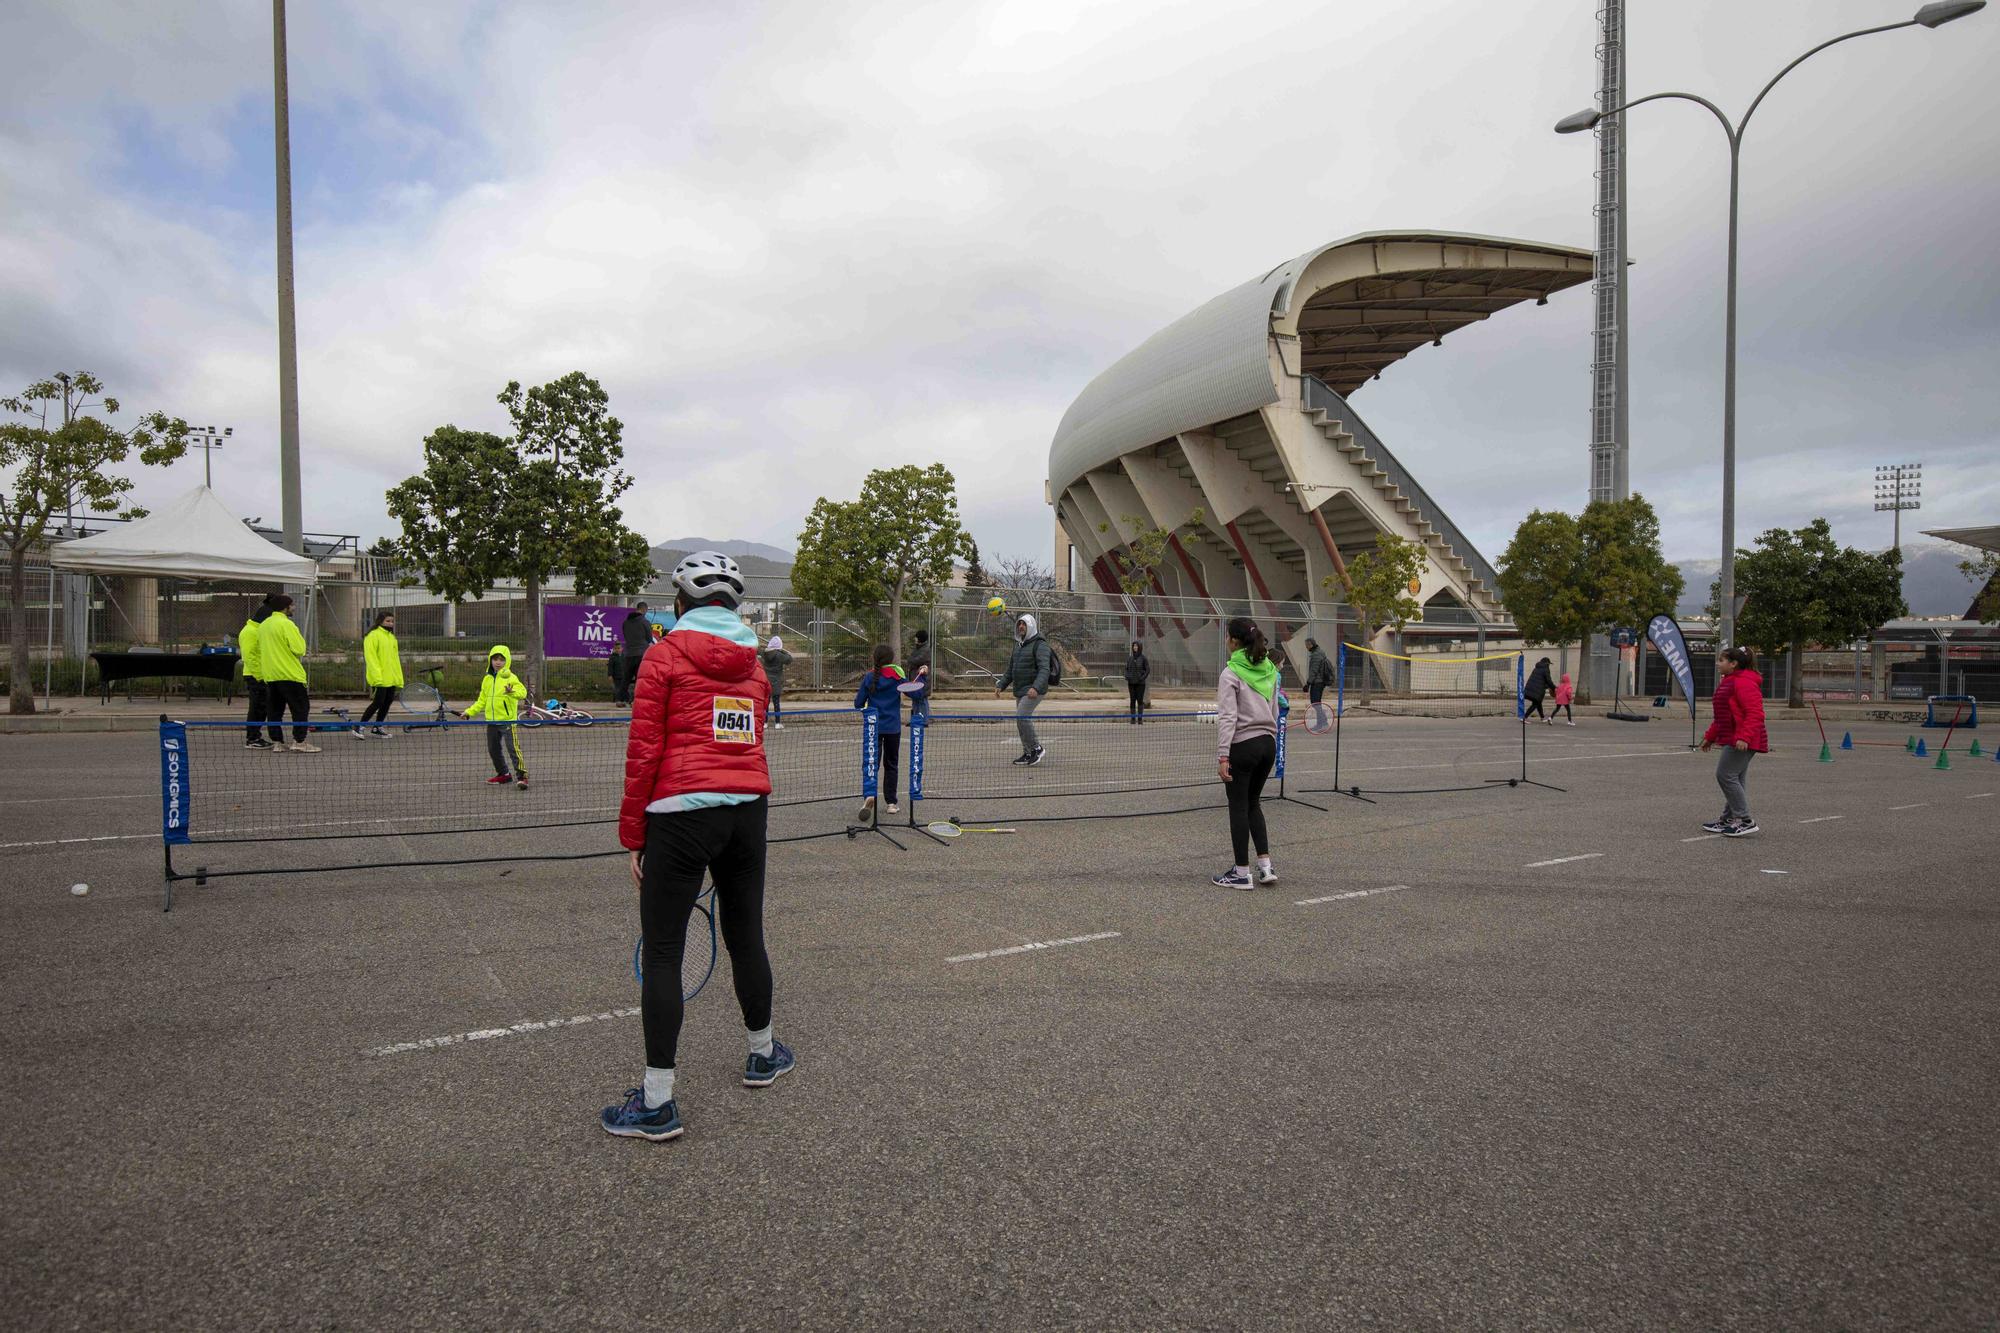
[{"left": 2, "top": 715, "right": 1996, "bottom": 1329}]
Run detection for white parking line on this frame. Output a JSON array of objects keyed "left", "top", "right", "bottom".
[
  {"left": 1889, "top": 803, "right": 1929, "bottom": 811},
  {"left": 0, "top": 832, "right": 156, "bottom": 850},
  {"left": 1798, "top": 815, "right": 1844, "bottom": 824},
  {"left": 945, "top": 931, "right": 1120, "bottom": 965},
  {"left": 1295, "top": 884, "right": 1407, "bottom": 906},
  {"left": 1526, "top": 853, "right": 1603, "bottom": 868},
  {"left": 1680, "top": 834, "right": 1723, "bottom": 842},
  {"left": 1969, "top": 793, "right": 1994, "bottom": 800},
  {"left": 367, "top": 1006, "right": 639, "bottom": 1057}
]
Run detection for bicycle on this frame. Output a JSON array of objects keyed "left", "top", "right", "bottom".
[
  {"left": 321, "top": 666, "right": 457, "bottom": 737},
  {"left": 519, "top": 697, "right": 595, "bottom": 727}
]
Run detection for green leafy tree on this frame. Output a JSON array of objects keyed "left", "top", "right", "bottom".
[
  {"left": 791, "top": 463, "right": 973, "bottom": 651},
  {"left": 1497, "top": 495, "right": 1681, "bottom": 702},
  {"left": 2, "top": 372, "right": 188, "bottom": 714},
  {"left": 1713, "top": 518, "right": 1906, "bottom": 708},
  {"left": 963, "top": 538, "right": 990, "bottom": 596},
  {"left": 1326, "top": 531, "right": 1426, "bottom": 700},
  {"left": 1958, "top": 549, "right": 1998, "bottom": 623},
  {"left": 1101, "top": 509, "right": 1204, "bottom": 643},
  {"left": 385, "top": 373, "right": 654, "bottom": 694}
]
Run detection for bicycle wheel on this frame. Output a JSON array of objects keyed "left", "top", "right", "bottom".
[{"left": 568, "top": 708, "right": 594, "bottom": 727}]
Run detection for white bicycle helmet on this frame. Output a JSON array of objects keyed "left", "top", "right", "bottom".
[{"left": 671, "top": 550, "right": 745, "bottom": 608}]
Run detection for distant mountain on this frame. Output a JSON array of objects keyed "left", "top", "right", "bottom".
[
  {"left": 654, "top": 538, "right": 793, "bottom": 565},
  {"left": 1672, "top": 543, "right": 1980, "bottom": 619}
]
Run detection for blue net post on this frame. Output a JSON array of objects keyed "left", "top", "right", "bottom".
[
  {"left": 860, "top": 710, "right": 878, "bottom": 800},
  {"left": 1275, "top": 696, "right": 1288, "bottom": 791},
  {"left": 158, "top": 716, "right": 192, "bottom": 910},
  {"left": 908, "top": 710, "right": 926, "bottom": 824}
]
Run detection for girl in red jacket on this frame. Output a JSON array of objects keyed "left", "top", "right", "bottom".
[
  {"left": 600, "top": 552, "right": 794, "bottom": 1142},
  {"left": 1700, "top": 645, "right": 1769, "bottom": 838}
]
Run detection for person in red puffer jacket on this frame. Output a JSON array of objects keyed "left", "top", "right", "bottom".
[
  {"left": 600, "top": 552, "right": 794, "bottom": 1143},
  {"left": 1699, "top": 645, "right": 1769, "bottom": 838}
]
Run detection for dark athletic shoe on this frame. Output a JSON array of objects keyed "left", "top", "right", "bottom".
[
  {"left": 599, "top": 1089, "right": 683, "bottom": 1141},
  {"left": 1026, "top": 746, "right": 1046, "bottom": 766},
  {"left": 1010, "top": 752, "right": 1034, "bottom": 765},
  {"left": 743, "top": 1039, "right": 795, "bottom": 1088},
  {"left": 516, "top": 778, "right": 529, "bottom": 791},
  {"left": 1722, "top": 819, "right": 1759, "bottom": 838},
  {"left": 857, "top": 796, "right": 877, "bottom": 824},
  {"left": 1256, "top": 864, "right": 1279, "bottom": 886},
  {"left": 1701, "top": 819, "right": 1731, "bottom": 834},
  {"left": 246, "top": 739, "right": 273, "bottom": 750},
  {"left": 1211, "top": 868, "right": 1253, "bottom": 889}
]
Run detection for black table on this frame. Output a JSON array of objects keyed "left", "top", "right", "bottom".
[{"left": 92, "top": 651, "right": 240, "bottom": 704}]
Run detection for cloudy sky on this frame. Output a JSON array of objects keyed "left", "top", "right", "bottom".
[{"left": 3, "top": 0, "right": 1995, "bottom": 572}]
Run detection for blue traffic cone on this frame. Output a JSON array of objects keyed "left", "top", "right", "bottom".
[
  {"left": 1840, "top": 731, "right": 1853, "bottom": 750},
  {"left": 1914, "top": 738, "right": 1928, "bottom": 757}
]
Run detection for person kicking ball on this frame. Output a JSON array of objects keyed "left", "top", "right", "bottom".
[{"left": 601, "top": 551, "right": 794, "bottom": 1141}]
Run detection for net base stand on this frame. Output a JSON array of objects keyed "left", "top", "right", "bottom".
[
  {"left": 1487, "top": 776, "right": 1567, "bottom": 794},
  {"left": 845, "top": 819, "right": 907, "bottom": 851},
  {"left": 161, "top": 845, "right": 207, "bottom": 913}
]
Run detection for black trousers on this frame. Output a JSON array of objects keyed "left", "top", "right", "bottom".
[
  {"left": 876, "top": 732, "right": 901, "bottom": 804},
  {"left": 245, "top": 678, "right": 280, "bottom": 743},
  {"left": 485, "top": 723, "right": 525, "bottom": 778},
  {"left": 640, "top": 799, "right": 773, "bottom": 1070},
  {"left": 1308, "top": 683, "right": 1327, "bottom": 706},
  {"left": 1524, "top": 695, "right": 1547, "bottom": 719},
  {"left": 1127, "top": 681, "right": 1146, "bottom": 721},
  {"left": 264, "top": 680, "right": 309, "bottom": 742},
  {"left": 768, "top": 687, "right": 783, "bottom": 719},
  {"left": 1553, "top": 702, "right": 1573, "bottom": 721},
  {"left": 1223, "top": 734, "right": 1276, "bottom": 865},
  {"left": 360, "top": 685, "right": 397, "bottom": 725},
  {"left": 620, "top": 654, "right": 645, "bottom": 705}
]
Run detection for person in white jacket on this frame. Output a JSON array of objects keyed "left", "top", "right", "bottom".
[{"left": 1213, "top": 617, "right": 1282, "bottom": 889}]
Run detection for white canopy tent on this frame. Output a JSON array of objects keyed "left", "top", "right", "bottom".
[{"left": 48, "top": 485, "right": 319, "bottom": 584}]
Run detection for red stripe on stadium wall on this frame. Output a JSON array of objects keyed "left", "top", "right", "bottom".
[
  {"left": 1307, "top": 507, "right": 1350, "bottom": 645},
  {"left": 1223, "top": 521, "right": 1293, "bottom": 640},
  {"left": 1167, "top": 535, "right": 1224, "bottom": 621}
]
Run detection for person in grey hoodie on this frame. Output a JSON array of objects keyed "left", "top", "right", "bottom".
[
  {"left": 993, "top": 613, "right": 1051, "bottom": 765},
  {"left": 1213, "top": 617, "right": 1283, "bottom": 889},
  {"left": 760, "top": 635, "right": 793, "bottom": 729}
]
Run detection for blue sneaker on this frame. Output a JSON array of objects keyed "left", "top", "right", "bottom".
[
  {"left": 599, "top": 1088, "right": 684, "bottom": 1141},
  {"left": 743, "top": 1039, "right": 795, "bottom": 1087}
]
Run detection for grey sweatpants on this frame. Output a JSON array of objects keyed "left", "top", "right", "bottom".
[
  {"left": 1015, "top": 693, "right": 1043, "bottom": 754},
  {"left": 1715, "top": 747, "right": 1754, "bottom": 821}
]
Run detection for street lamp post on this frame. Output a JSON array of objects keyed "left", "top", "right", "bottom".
[{"left": 1555, "top": 0, "right": 1984, "bottom": 648}]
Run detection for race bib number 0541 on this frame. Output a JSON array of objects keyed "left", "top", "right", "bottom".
[{"left": 712, "top": 697, "right": 756, "bottom": 744}]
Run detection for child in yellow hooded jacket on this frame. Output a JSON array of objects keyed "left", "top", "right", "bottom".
[{"left": 464, "top": 645, "right": 529, "bottom": 789}]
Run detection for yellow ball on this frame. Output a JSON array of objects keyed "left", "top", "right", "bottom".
[{"left": 986, "top": 597, "right": 1006, "bottom": 616}]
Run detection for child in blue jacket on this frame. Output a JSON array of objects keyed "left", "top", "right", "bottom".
[{"left": 853, "top": 644, "right": 906, "bottom": 823}]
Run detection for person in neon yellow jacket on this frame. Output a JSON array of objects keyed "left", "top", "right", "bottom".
[
  {"left": 238, "top": 595, "right": 282, "bottom": 749},
  {"left": 464, "top": 644, "right": 529, "bottom": 789},
  {"left": 258, "top": 594, "right": 319, "bottom": 752},
  {"left": 357, "top": 611, "right": 404, "bottom": 739}
]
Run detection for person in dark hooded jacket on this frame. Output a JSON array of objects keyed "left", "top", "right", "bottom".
[
  {"left": 1123, "top": 641, "right": 1150, "bottom": 724},
  {"left": 1522, "top": 656, "right": 1554, "bottom": 724}
]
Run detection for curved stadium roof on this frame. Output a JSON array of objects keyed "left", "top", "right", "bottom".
[{"left": 1048, "top": 231, "right": 1595, "bottom": 497}]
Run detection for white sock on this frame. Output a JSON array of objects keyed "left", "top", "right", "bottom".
[
  {"left": 642, "top": 1065, "right": 675, "bottom": 1109},
  {"left": 1234, "top": 864, "right": 1250, "bottom": 877},
  {"left": 747, "top": 1025, "right": 774, "bottom": 1058},
  {"left": 1257, "top": 856, "right": 1272, "bottom": 870}
]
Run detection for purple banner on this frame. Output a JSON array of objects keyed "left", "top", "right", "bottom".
[{"left": 542, "top": 604, "right": 626, "bottom": 659}]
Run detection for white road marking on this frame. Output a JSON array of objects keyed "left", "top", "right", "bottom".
[
  {"left": 1888, "top": 803, "right": 1929, "bottom": 811},
  {"left": 1968, "top": 793, "right": 1994, "bottom": 800},
  {"left": 1680, "top": 834, "right": 1723, "bottom": 842},
  {"left": 945, "top": 931, "right": 1120, "bottom": 964},
  {"left": 368, "top": 1006, "right": 639, "bottom": 1057},
  {"left": 1798, "top": 815, "right": 1844, "bottom": 824},
  {"left": 1526, "top": 853, "right": 1603, "bottom": 868},
  {"left": 0, "top": 832, "right": 157, "bottom": 850},
  {"left": 1760, "top": 869, "right": 1790, "bottom": 875},
  {"left": 1295, "top": 884, "right": 1408, "bottom": 906}
]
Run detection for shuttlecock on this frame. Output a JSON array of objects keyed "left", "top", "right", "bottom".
[{"left": 70, "top": 883, "right": 89, "bottom": 896}]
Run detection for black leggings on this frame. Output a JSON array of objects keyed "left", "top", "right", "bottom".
[
  {"left": 640, "top": 799, "right": 773, "bottom": 1069},
  {"left": 1223, "top": 734, "right": 1276, "bottom": 865},
  {"left": 360, "top": 685, "right": 397, "bottom": 725},
  {"left": 1524, "top": 696, "right": 1547, "bottom": 719},
  {"left": 485, "top": 723, "right": 526, "bottom": 778},
  {"left": 877, "top": 732, "right": 901, "bottom": 804},
  {"left": 1553, "top": 702, "right": 1573, "bottom": 721},
  {"left": 1127, "top": 682, "right": 1146, "bottom": 721},
  {"left": 264, "top": 680, "right": 309, "bottom": 742}
]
